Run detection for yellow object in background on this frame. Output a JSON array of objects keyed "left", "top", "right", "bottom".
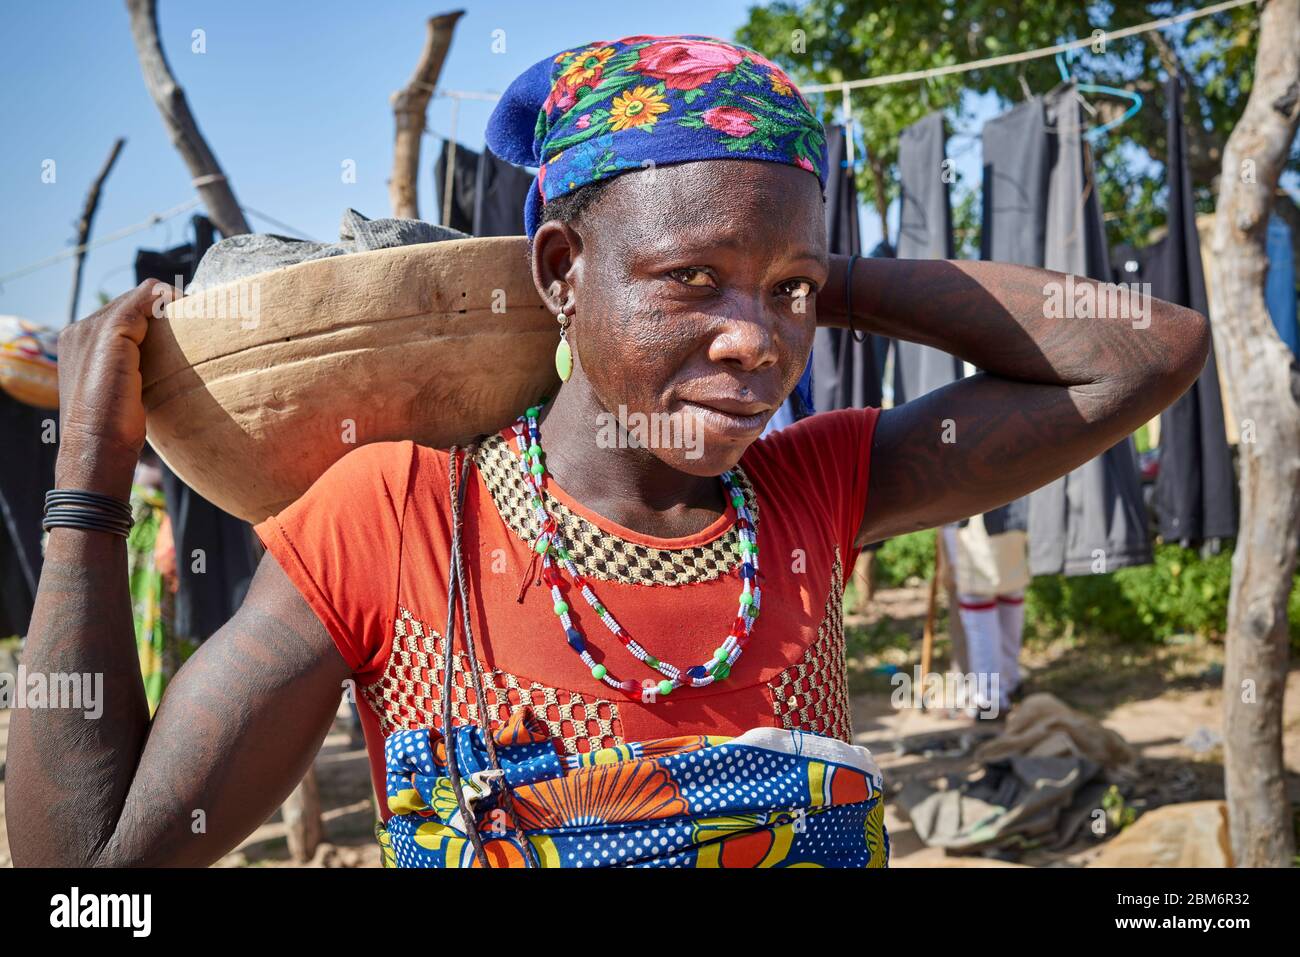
[{"left": 0, "top": 315, "right": 59, "bottom": 410}]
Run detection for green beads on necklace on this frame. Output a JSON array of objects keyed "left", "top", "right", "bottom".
[{"left": 513, "top": 406, "right": 761, "bottom": 707}]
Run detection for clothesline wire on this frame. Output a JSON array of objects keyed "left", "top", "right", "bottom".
[
  {"left": 0, "top": 198, "right": 201, "bottom": 286},
  {"left": 1, "top": 200, "right": 318, "bottom": 289}
]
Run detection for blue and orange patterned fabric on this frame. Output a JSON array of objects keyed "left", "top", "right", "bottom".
[
  {"left": 378, "top": 712, "right": 888, "bottom": 868},
  {"left": 485, "top": 34, "right": 829, "bottom": 236}
]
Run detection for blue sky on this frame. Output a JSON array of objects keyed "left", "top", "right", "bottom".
[{"left": 3, "top": 0, "right": 805, "bottom": 327}]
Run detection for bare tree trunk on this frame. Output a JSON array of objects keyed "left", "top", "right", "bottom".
[
  {"left": 125, "top": 0, "right": 249, "bottom": 237},
  {"left": 1209, "top": 0, "right": 1300, "bottom": 869},
  {"left": 283, "top": 771, "right": 324, "bottom": 864},
  {"left": 68, "top": 137, "right": 126, "bottom": 323},
  {"left": 389, "top": 10, "right": 464, "bottom": 220}
]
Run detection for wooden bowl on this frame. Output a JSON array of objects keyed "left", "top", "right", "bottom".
[{"left": 141, "top": 236, "right": 556, "bottom": 524}]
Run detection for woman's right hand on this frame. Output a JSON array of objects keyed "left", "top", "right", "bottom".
[{"left": 54, "top": 278, "right": 179, "bottom": 499}]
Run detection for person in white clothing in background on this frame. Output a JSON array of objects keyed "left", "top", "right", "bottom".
[{"left": 942, "top": 515, "right": 1029, "bottom": 719}]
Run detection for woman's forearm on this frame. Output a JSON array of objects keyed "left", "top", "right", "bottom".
[
  {"left": 818, "top": 255, "right": 1204, "bottom": 395},
  {"left": 5, "top": 445, "right": 153, "bottom": 867}
]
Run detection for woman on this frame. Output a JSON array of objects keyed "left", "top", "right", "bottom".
[{"left": 7, "top": 35, "right": 1208, "bottom": 868}]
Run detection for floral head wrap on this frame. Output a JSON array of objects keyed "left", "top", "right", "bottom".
[{"left": 485, "top": 35, "right": 828, "bottom": 237}]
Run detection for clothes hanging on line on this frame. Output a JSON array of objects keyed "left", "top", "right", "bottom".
[
  {"left": 135, "top": 216, "right": 261, "bottom": 641},
  {"left": 984, "top": 86, "right": 1151, "bottom": 576},
  {"left": 434, "top": 140, "right": 535, "bottom": 237},
  {"left": 1144, "top": 76, "right": 1237, "bottom": 546},
  {"left": 474, "top": 145, "right": 535, "bottom": 237},
  {"left": 812, "top": 124, "right": 886, "bottom": 416},
  {"left": 976, "top": 99, "right": 1051, "bottom": 538},
  {"left": 434, "top": 140, "right": 479, "bottom": 234},
  {"left": 892, "top": 111, "right": 962, "bottom": 403}
]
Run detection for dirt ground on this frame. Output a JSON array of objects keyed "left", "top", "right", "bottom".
[{"left": 2, "top": 584, "right": 1298, "bottom": 868}]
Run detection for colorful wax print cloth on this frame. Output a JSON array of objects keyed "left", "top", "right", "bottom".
[
  {"left": 485, "top": 35, "right": 829, "bottom": 236},
  {"left": 127, "top": 485, "right": 197, "bottom": 714},
  {"left": 378, "top": 713, "right": 888, "bottom": 868}
]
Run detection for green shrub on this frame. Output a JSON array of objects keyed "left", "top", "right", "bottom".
[
  {"left": 1026, "top": 544, "right": 1241, "bottom": 644},
  {"left": 873, "top": 528, "right": 936, "bottom": 587},
  {"left": 872, "top": 533, "right": 1300, "bottom": 649}
]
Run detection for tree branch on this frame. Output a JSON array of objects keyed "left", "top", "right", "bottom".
[
  {"left": 388, "top": 10, "right": 464, "bottom": 220},
  {"left": 125, "top": 0, "right": 249, "bottom": 237},
  {"left": 68, "top": 137, "right": 126, "bottom": 323}
]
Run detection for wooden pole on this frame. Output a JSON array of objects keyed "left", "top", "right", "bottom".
[
  {"left": 919, "top": 533, "right": 940, "bottom": 707},
  {"left": 1208, "top": 0, "right": 1300, "bottom": 868},
  {"left": 68, "top": 138, "right": 126, "bottom": 323},
  {"left": 389, "top": 10, "right": 465, "bottom": 220},
  {"left": 125, "top": 0, "right": 250, "bottom": 237}
]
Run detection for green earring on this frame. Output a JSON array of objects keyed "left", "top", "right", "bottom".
[{"left": 555, "top": 311, "right": 573, "bottom": 382}]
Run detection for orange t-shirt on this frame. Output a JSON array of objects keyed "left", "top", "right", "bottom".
[{"left": 255, "top": 407, "right": 880, "bottom": 817}]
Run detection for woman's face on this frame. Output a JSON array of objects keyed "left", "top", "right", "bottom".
[{"left": 532, "top": 159, "right": 828, "bottom": 476}]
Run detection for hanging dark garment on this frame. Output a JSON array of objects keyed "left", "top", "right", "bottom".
[
  {"left": 434, "top": 140, "right": 481, "bottom": 234},
  {"left": 982, "top": 89, "right": 1150, "bottom": 574},
  {"left": 893, "top": 112, "right": 961, "bottom": 403},
  {"left": 1146, "top": 76, "right": 1237, "bottom": 545},
  {"left": 473, "top": 145, "right": 535, "bottom": 237},
  {"left": 0, "top": 390, "right": 58, "bottom": 637},
  {"left": 135, "top": 216, "right": 260, "bottom": 640},
  {"left": 435, "top": 141, "right": 535, "bottom": 237},
  {"left": 1031, "top": 85, "right": 1151, "bottom": 575},
  {"left": 812, "top": 124, "right": 886, "bottom": 414},
  {"left": 134, "top": 215, "right": 216, "bottom": 291}
]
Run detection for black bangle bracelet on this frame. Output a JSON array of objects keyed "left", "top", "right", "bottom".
[
  {"left": 45, "top": 488, "right": 133, "bottom": 520},
  {"left": 44, "top": 500, "right": 132, "bottom": 522},
  {"left": 43, "top": 488, "right": 135, "bottom": 538},
  {"left": 844, "top": 253, "right": 865, "bottom": 343},
  {"left": 42, "top": 509, "right": 133, "bottom": 538}
]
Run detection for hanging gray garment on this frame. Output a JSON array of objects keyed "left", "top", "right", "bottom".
[
  {"left": 976, "top": 100, "right": 1055, "bottom": 535},
  {"left": 1026, "top": 86, "right": 1151, "bottom": 576},
  {"left": 893, "top": 112, "right": 962, "bottom": 402}
]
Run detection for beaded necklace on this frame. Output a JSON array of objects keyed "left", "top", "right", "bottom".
[{"left": 511, "top": 404, "right": 761, "bottom": 705}]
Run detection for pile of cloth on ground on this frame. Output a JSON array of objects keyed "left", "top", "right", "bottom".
[{"left": 897, "top": 693, "right": 1136, "bottom": 856}]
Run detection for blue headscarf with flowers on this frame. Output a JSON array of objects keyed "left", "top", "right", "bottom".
[{"left": 486, "top": 35, "right": 829, "bottom": 237}]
